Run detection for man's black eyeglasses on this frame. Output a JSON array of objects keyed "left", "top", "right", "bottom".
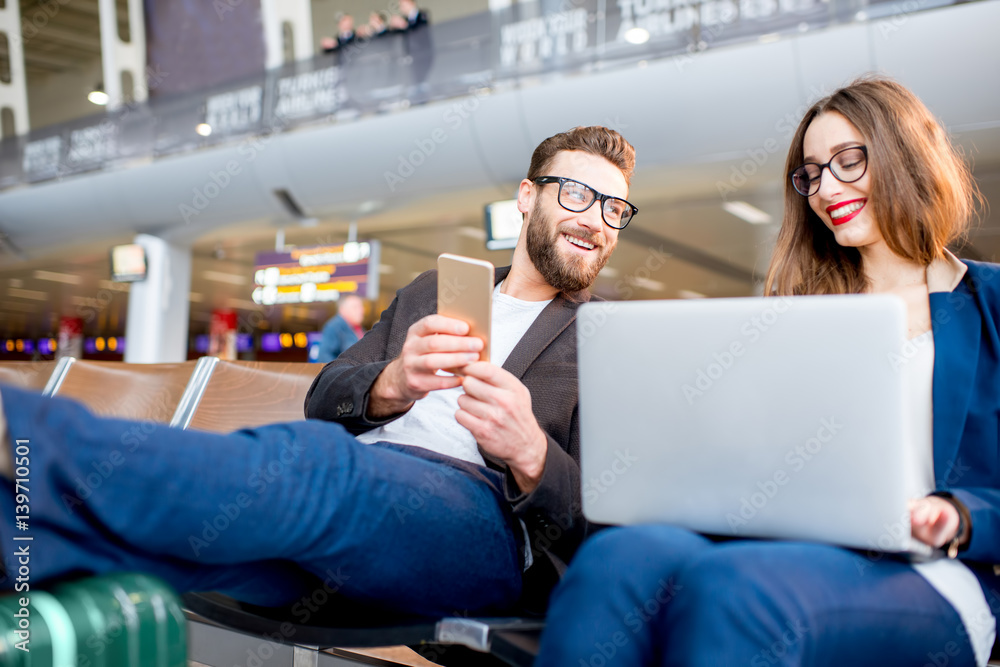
[
  {"left": 533, "top": 176, "right": 637, "bottom": 230},
  {"left": 789, "top": 146, "right": 868, "bottom": 197}
]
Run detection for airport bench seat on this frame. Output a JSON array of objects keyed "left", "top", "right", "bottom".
[
  {"left": 47, "top": 357, "right": 197, "bottom": 422},
  {"left": 171, "top": 357, "right": 324, "bottom": 432},
  {"left": 0, "top": 360, "right": 55, "bottom": 392}
]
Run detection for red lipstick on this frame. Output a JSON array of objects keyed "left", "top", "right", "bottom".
[{"left": 826, "top": 198, "right": 867, "bottom": 226}]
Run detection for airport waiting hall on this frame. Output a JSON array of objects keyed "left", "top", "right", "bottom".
[{"left": 0, "top": 0, "right": 998, "bottom": 665}]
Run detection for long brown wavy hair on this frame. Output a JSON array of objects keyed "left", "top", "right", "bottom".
[{"left": 764, "top": 76, "right": 981, "bottom": 296}]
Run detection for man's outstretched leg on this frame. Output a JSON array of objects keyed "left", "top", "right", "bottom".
[{"left": 0, "top": 386, "right": 522, "bottom": 616}]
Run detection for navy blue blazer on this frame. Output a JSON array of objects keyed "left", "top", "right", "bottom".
[{"left": 931, "top": 260, "right": 1000, "bottom": 577}]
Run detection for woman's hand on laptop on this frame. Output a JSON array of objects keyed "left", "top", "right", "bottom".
[{"left": 909, "top": 496, "right": 960, "bottom": 548}]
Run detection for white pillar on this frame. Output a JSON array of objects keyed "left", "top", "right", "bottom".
[
  {"left": 260, "top": 0, "right": 315, "bottom": 69},
  {"left": 98, "top": 0, "right": 147, "bottom": 109},
  {"left": 125, "top": 235, "right": 191, "bottom": 364},
  {"left": 0, "top": 2, "right": 29, "bottom": 135}
]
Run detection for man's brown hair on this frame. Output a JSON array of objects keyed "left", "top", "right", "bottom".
[
  {"left": 527, "top": 126, "right": 636, "bottom": 186},
  {"left": 765, "top": 75, "right": 982, "bottom": 296}
]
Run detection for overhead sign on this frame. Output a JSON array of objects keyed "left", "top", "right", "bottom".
[
  {"left": 273, "top": 67, "right": 347, "bottom": 120},
  {"left": 205, "top": 85, "right": 263, "bottom": 135},
  {"left": 252, "top": 241, "right": 381, "bottom": 306}
]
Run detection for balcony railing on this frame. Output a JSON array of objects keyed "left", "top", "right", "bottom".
[{"left": 0, "top": 0, "right": 963, "bottom": 191}]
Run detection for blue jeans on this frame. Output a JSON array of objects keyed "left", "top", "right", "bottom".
[
  {"left": 536, "top": 525, "right": 983, "bottom": 667},
  {"left": 0, "top": 387, "right": 522, "bottom": 616}
]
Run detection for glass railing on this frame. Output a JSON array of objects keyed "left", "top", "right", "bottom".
[{"left": 0, "top": 0, "right": 968, "bottom": 191}]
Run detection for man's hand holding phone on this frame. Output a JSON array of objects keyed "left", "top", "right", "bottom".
[
  {"left": 457, "top": 362, "right": 548, "bottom": 494},
  {"left": 367, "top": 315, "right": 483, "bottom": 418}
]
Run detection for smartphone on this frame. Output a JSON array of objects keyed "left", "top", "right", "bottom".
[{"left": 437, "top": 253, "right": 494, "bottom": 362}]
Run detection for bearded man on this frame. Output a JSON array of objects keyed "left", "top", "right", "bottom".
[{"left": 0, "top": 126, "right": 637, "bottom": 617}]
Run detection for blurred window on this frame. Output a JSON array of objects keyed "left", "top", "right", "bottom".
[
  {"left": 1, "top": 107, "right": 14, "bottom": 139},
  {"left": 121, "top": 70, "right": 135, "bottom": 104},
  {"left": 282, "top": 21, "right": 295, "bottom": 63},
  {"left": 0, "top": 32, "right": 9, "bottom": 84},
  {"left": 117, "top": 0, "right": 131, "bottom": 42}
]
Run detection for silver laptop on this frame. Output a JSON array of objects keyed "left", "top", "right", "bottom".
[{"left": 577, "top": 295, "right": 934, "bottom": 556}]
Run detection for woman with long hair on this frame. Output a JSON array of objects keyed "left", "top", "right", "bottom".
[{"left": 535, "top": 76, "right": 1000, "bottom": 666}]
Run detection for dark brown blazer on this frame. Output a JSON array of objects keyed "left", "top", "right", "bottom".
[{"left": 304, "top": 265, "right": 595, "bottom": 608}]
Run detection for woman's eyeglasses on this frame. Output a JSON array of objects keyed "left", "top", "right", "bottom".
[{"left": 789, "top": 146, "right": 868, "bottom": 197}]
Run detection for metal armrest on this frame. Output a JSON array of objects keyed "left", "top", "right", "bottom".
[
  {"left": 169, "top": 356, "right": 219, "bottom": 428},
  {"left": 183, "top": 593, "right": 544, "bottom": 667},
  {"left": 41, "top": 356, "right": 75, "bottom": 396}
]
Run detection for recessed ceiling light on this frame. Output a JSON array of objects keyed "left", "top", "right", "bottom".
[
  {"left": 33, "top": 270, "right": 82, "bottom": 285},
  {"left": 88, "top": 90, "right": 109, "bottom": 106},
  {"left": 624, "top": 27, "right": 650, "bottom": 44},
  {"left": 723, "top": 201, "right": 772, "bottom": 225},
  {"left": 633, "top": 277, "right": 665, "bottom": 291},
  {"left": 457, "top": 226, "right": 487, "bottom": 240},
  {"left": 196, "top": 123, "right": 213, "bottom": 137},
  {"left": 8, "top": 287, "right": 47, "bottom": 301},
  {"left": 203, "top": 270, "right": 248, "bottom": 285}
]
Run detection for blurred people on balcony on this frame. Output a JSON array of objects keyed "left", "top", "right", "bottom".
[
  {"left": 317, "top": 293, "right": 365, "bottom": 363},
  {"left": 320, "top": 14, "right": 357, "bottom": 54},
  {"left": 358, "top": 11, "right": 391, "bottom": 40},
  {"left": 390, "top": 0, "right": 429, "bottom": 31}
]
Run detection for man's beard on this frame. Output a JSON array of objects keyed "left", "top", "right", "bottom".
[{"left": 524, "top": 200, "right": 615, "bottom": 293}]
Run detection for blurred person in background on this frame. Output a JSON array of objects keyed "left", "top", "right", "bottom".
[
  {"left": 389, "top": 0, "right": 428, "bottom": 31},
  {"left": 535, "top": 76, "right": 1000, "bottom": 667},
  {"left": 317, "top": 293, "right": 366, "bottom": 363},
  {"left": 0, "top": 126, "right": 636, "bottom": 619},
  {"left": 320, "top": 13, "right": 356, "bottom": 53},
  {"left": 357, "top": 11, "right": 390, "bottom": 39}
]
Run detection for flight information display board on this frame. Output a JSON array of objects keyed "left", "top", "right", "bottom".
[{"left": 252, "top": 241, "right": 381, "bottom": 306}]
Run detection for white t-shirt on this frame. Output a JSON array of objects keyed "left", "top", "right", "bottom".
[
  {"left": 356, "top": 281, "right": 553, "bottom": 464},
  {"left": 902, "top": 332, "right": 996, "bottom": 667}
]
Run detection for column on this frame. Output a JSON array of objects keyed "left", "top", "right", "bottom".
[
  {"left": 124, "top": 235, "right": 191, "bottom": 364},
  {"left": 0, "top": 1, "right": 29, "bottom": 136},
  {"left": 260, "top": 0, "right": 315, "bottom": 69},
  {"left": 98, "top": 0, "right": 147, "bottom": 109}
]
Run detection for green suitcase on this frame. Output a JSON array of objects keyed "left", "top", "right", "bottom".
[{"left": 0, "top": 573, "right": 186, "bottom": 667}]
